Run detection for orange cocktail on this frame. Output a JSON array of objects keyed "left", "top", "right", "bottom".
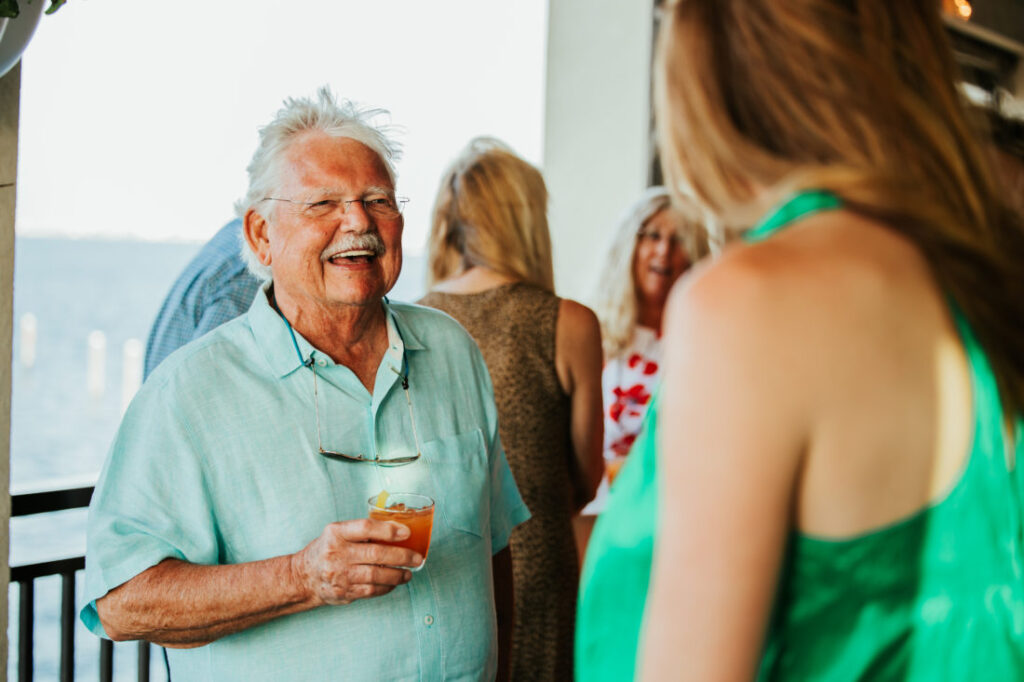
[
  {"left": 606, "top": 456, "right": 627, "bottom": 486},
  {"left": 367, "top": 493, "right": 435, "bottom": 567}
]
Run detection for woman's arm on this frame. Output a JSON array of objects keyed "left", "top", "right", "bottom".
[
  {"left": 555, "top": 299, "right": 605, "bottom": 507},
  {"left": 639, "top": 257, "right": 807, "bottom": 681},
  {"left": 491, "top": 546, "right": 515, "bottom": 682}
]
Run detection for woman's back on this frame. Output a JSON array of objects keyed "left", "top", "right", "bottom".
[
  {"left": 583, "top": 188, "right": 1024, "bottom": 680},
  {"left": 763, "top": 346, "right": 1024, "bottom": 678},
  {"left": 743, "top": 210, "right": 973, "bottom": 538},
  {"left": 654, "top": 198, "right": 1001, "bottom": 668},
  {"left": 737, "top": 209, "right": 1024, "bottom": 679},
  {"left": 616, "top": 0, "right": 1024, "bottom": 677}
]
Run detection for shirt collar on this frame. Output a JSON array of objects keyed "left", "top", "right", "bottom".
[{"left": 248, "top": 282, "right": 425, "bottom": 378}]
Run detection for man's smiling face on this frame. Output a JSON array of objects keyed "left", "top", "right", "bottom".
[{"left": 257, "top": 132, "right": 403, "bottom": 316}]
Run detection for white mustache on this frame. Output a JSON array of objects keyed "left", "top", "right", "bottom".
[{"left": 321, "top": 232, "right": 386, "bottom": 261}]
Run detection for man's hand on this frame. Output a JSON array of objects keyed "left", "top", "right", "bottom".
[
  {"left": 95, "top": 518, "right": 424, "bottom": 646},
  {"left": 293, "top": 518, "right": 422, "bottom": 606}
]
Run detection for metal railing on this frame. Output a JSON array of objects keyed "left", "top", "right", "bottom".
[{"left": 11, "top": 482, "right": 159, "bottom": 682}]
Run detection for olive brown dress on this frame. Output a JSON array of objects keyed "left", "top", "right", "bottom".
[{"left": 419, "top": 282, "right": 579, "bottom": 681}]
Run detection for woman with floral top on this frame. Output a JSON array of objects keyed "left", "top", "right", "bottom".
[{"left": 574, "top": 186, "right": 710, "bottom": 556}]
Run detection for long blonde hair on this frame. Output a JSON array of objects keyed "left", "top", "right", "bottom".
[
  {"left": 593, "top": 186, "right": 710, "bottom": 359},
  {"left": 427, "top": 137, "right": 554, "bottom": 292},
  {"left": 655, "top": 0, "right": 1024, "bottom": 416}
]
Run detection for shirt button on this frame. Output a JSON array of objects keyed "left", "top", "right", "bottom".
[
  {"left": 424, "top": 615, "right": 434, "bottom": 626},
  {"left": 317, "top": 359, "right": 327, "bottom": 367}
]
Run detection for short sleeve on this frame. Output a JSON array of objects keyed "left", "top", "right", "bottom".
[
  {"left": 487, "top": 439, "right": 531, "bottom": 552},
  {"left": 80, "top": 380, "right": 219, "bottom": 638}
]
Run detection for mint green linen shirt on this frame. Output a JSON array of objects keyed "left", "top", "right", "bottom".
[{"left": 81, "top": 285, "right": 530, "bottom": 681}]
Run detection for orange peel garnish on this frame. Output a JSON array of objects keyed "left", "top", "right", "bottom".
[{"left": 374, "top": 490, "right": 389, "bottom": 509}]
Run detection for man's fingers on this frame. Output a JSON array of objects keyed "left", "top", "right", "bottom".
[
  {"left": 321, "top": 566, "right": 409, "bottom": 604},
  {"left": 335, "top": 518, "right": 410, "bottom": 542},
  {"left": 320, "top": 583, "right": 397, "bottom": 606},
  {"left": 304, "top": 520, "right": 422, "bottom": 608},
  {"left": 349, "top": 583, "right": 398, "bottom": 601},
  {"left": 350, "top": 563, "right": 413, "bottom": 587},
  {"left": 347, "top": 540, "right": 422, "bottom": 569}
]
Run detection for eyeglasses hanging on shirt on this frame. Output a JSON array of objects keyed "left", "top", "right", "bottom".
[{"left": 273, "top": 294, "right": 422, "bottom": 466}]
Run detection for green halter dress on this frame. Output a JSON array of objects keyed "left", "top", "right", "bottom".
[{"left": 575, "top": 190, "right": 1024, "bottom": 681}]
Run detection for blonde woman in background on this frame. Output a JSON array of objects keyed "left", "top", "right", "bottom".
[
  {"left": 419, "top": 137, "right": 603, "bottom": 682},
  {"left": 576, "top": 1, "right": 1024, "bottom": 680},
  {"left": 575, "top": 187, "right": 709, "bottom": 558}
]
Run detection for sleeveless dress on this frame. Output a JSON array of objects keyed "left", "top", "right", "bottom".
[
  {"left": 575, "top": 190, "right": 1024, "bottom": 681},
  {"left": 419, "top": 282, "right": 579, "bottom": 681}
]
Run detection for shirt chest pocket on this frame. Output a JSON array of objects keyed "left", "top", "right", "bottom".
[{"left": 423, "top": 429, "right": 489, "bottom": 540}]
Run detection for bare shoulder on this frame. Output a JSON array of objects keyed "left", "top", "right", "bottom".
[
  {"left": 663, "top": 208, "right": 946, "bottom": 438},
  {"left": 554, "top": 298, "right": 602, "bottom": 393},
  {"left": 670, "top": 209, "right": 935, "bottom": 348},
  {"left": 555, "top": 298, "right": 601, "bottom": 360},
  {"left": 557, "top": 298, "right": 601, "bottom": 339}
]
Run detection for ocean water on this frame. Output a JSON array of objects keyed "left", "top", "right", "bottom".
[{"left": 8, "top": 235, "right": 427, "bottom": 680}]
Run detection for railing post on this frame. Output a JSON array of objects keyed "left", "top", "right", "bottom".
[
  {"left": 11, "top": 483, "right": 102, "bottom": 681},
  {"left": 18, "top": 579, "right": 34, "bottom": 682},
  {"left": 99, "top": 639, "right": 113, "bottom": 682},
  {"left": 137, "top": 641, "right": 150, "bottom": 682},
  {"left": 60, "top": 572, "right": 75, "bottom": 682}
]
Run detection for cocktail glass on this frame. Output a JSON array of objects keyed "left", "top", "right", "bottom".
[
  {"left": 606, "top": 456, "right": 627, "bottom": 487},
  {"left": 367, "top": 492, "right": 435, "bottom": 571}
]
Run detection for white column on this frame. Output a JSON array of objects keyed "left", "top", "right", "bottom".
[
  {"left": 0, "top": 60, "right": 20, "bottom": 677},
  {"left": 87, "top": 330, "right": 106, "bottom": 398},
  {"left": 18, "top": 312, "right": 35, "bottom": 368},
  {"left": 543, "top": 0, "right": 656, "bottom": 301}
]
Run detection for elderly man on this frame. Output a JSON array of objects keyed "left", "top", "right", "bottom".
[{"left": 80, "top": 87, "right": 529, "bottom": 681}]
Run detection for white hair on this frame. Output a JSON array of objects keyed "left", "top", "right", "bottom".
[
  {"left": 591, "top": 186, "right": 710, "bottom": 359},
  {"left": 235, "top": 86, "right": 402, "bottom": 280}
]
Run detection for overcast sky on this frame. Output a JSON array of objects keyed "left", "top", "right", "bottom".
[{"left": 15, "top": 0, "right": 548, "bottom": 254}]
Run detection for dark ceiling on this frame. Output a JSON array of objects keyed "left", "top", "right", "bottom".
[
  {"left": 945, "top": 0, "right": 1023, "bottom": 90},
  {"left": 957, "top": 0, "right": 1024, "bottom": 48}
]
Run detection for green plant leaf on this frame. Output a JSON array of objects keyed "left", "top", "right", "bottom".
[
  {"left": 44, "top": 0, "right": 65, "bottom": 15},
  {"left": 0, "top": 0, "right": 20, "bottom": 20}
]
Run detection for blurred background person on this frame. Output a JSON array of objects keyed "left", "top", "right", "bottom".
[
  {"left": 420, "top": 136, "right": 603, "bottom": 682},
  {"left": 574, "top": 187, "right": 709, "bottom": 559},
  {"left": 144, "top": 218, "right": 261, "bottom": 378},
  {"left": 577, "top": 1, "right": 1024, "bottom": 680}
]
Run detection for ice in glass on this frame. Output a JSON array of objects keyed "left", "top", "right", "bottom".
[{"left": 367, "top": 492, "right": 435, "bottom": 568}]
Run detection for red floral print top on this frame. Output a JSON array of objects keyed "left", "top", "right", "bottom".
[{"left": 582, "top": 326, "right": 662, "bottom": 514}]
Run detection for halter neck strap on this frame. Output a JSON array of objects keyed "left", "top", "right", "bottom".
[{"left": 744, "top": 189, "right": 843, "bottom": 243}]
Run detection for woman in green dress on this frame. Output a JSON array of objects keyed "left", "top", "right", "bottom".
[{"left": 576, "top": 1, "right": 1024, "bottom": 680}]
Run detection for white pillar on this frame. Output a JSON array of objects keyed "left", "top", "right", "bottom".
[
  {"left": 0, "top": 60, "right": 20, "bottom": 677},
  {"left": 543, "top": 0, "right": 656, "bottom": 301},
  {"left": 87, "top": 330, "right": 106, "bottom": 398},
  {"left": 18, "top": 312, "right": 35, "bottom": 368}
]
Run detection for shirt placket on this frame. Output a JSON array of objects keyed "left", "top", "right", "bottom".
[
  {"left": 407, "top": 566, "right": 443, "bottom": 679},
  {"left": 369, "top": 329, "right": 444, "bottom": 678},
  {"left": 370, "top": 397, "right": 444, "bottom": 679}
]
